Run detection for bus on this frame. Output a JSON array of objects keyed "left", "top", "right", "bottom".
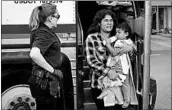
[
  {"left": 1, "top": 1, "right": 157, "bottom": 110},
  {"left": 1, "top": 1, "right": 76, "bottom": 109}
]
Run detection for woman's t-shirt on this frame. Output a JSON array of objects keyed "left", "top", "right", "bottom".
[{"left": 30, "top": 23, "right": 61, "bottom": 69}]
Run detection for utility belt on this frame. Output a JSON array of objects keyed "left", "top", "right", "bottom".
[{"left": 28, "top": 68, "right": 61, "bottom": 98}]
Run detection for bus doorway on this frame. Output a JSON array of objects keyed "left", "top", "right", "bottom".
[{"left": 77, "top": 1, "right": 157, "bottom": 110}]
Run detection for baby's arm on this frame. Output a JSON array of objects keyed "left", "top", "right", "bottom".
[
  {"left": 106, "top": 38, "right": 120, "bottom": 57},
  {"left": 117, "top": 39, "right": 136, "bottom": 54}
]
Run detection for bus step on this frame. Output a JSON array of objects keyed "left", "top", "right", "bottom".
[
  {"left": 83, "top": 80, "right": 97, "bottom": 110},
  {"left": 84, "top": 87, "right": 94, "bottom": 103},
  {"left": 83, "top": 80, "right": 90, "bottom": 88},
  {"left": 83, "top": 103, "right": 96, "bottom": 110}
]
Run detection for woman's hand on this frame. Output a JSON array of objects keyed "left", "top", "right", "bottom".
[
  {"left": 106, "top": 38, "right": 120, "bottom": 56},
  {"left": 53, "top": 69, "right": 63, "bottom": 79},
  {"left": 115, "top": 41, "right": 133, "bottom": 55},
  {"left": 107, "top": 69, "right": 118, "bottom": 80},
  {"left": 105, "top": 38, "right": 111, "bottom": 46}
]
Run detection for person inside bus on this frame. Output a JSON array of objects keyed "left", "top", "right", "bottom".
[
  {"left": 97, "top": 22, "right": 137, "bottom": 108},
  {"left": 85, "top": 9, "right": 138, "bottom": 110},
  {"left": 28, "top": 3, "right": 65, "bottom": 110}
]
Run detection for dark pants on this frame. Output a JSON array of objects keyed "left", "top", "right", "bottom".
[
  {"left": 91, "top": 87, "right": 125, "bottom": 110},
  {"left": 30, "top": 84, "right": 63, "bottom": 110},
  {"left": 29, "top": 53, "right": 74, "bottom": 110}
]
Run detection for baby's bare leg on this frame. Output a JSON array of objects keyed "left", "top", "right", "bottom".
[
  {"left": 97, "top": 88, "right": 108, "bottom": 99},
  {"left": 122, "top": 74, "right": 130, "bottom": 108}
]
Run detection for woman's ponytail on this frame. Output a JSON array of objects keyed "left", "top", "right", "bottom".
[
  {"left": 29, "top": 6, "right": 40, "bottom": 31},
  {"left": 29, "top": 4, "right": 57, "bottom": 31}
]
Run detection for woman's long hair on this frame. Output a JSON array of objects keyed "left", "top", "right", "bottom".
[
  {"left": 29, "top": 3, "right": 56, "bottom": 31},
  {"left": 87, "top": 9, "right": 118, "bottom": 36}
]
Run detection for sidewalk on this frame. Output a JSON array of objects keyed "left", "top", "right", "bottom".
[
  {"left": 157, "top": 33, "right": 171, "bottom": 38},
  {"left": 151, "top": 34, "right": 171, "bottom": 51}
]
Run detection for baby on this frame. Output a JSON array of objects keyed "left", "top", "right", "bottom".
[{"left": 97, "top": 22, "right": 136, "bottom": 108}]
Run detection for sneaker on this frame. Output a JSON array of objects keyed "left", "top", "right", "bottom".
[{"left": 122, "top": 100, "right": 130, "bottom": 108}]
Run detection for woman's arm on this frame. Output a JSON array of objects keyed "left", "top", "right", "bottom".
[
  {"left": 118, "top": 40, "right": 137, "bottom": 61},
  {"left": 30, "top": 47, "right": 63, "bottom": 79},
  {"left": 117, "top": 40, "right": 136, "bottom": 54},
  {"left": 105, "top": 38, "right": 122, "bottom": 57},
  {"left": 106, "top": 43, "right": 119, "bottom": 57},
  {"left": 30, "top": 47, "right": 54, "bottom": 73}
]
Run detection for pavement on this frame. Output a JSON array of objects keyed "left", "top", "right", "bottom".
[
  {"left": 150, "top": 33, "right": 171, "bottom": 110},
  {"left": 150, "top": 51, "right": 171, "bottom": 110},
  {"left": 151, "top": 33, "right": 171, "bottom": 51}
]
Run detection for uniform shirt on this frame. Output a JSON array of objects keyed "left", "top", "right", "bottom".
[
  {"left": 85, "top": 33, "right": 110, "bottom": 88},
  {"left": 30, "top": 23, "right": 61, "bottom": 70}
]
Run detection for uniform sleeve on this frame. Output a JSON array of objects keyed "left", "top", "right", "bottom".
[
  {"left": 85, "top": 35, "right": 110, "bottom": 76},
  {"left": 32, "top": 30, "right": 54, "bottom": 55}
]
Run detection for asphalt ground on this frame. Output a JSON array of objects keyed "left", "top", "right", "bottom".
[
  {"left": 151, "top": 34, "right": 171, "bottom": 51},
  {"left": 150, "top": 33, "right": 171, "bottom": 110}
]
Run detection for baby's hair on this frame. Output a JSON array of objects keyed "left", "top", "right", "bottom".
[{"left": 116, "top": 22, "right": 132, "bottom": 39}]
